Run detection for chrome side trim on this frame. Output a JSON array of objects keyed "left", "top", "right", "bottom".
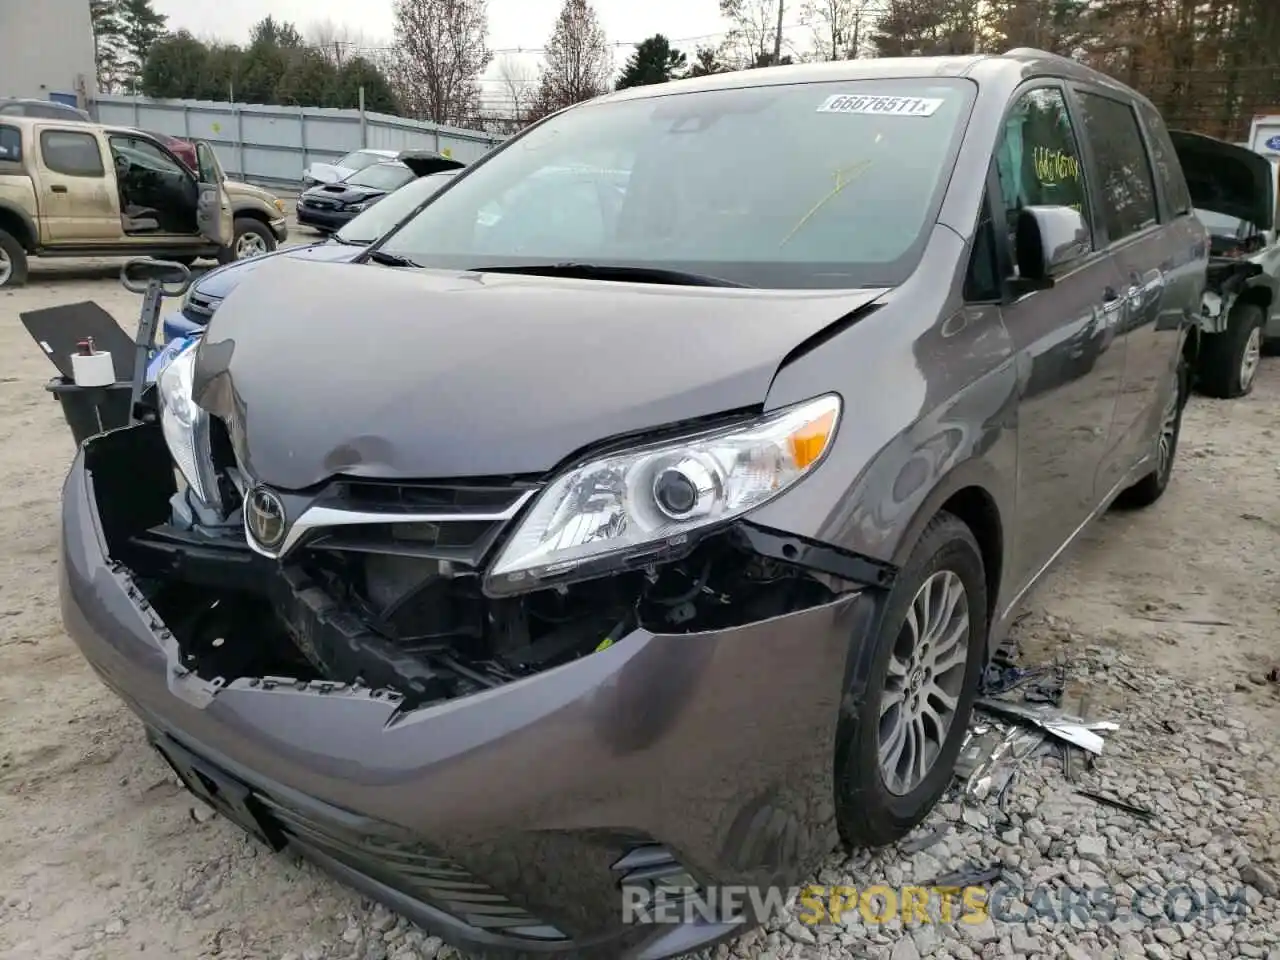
[{"left": 245, "top": 489, "right": 537, "bottom": 560}]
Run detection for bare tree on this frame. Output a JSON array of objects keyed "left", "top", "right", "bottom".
[
  {"left": 529, "top": 0, "right": 612, "bottom": 120},
  {"left": 392, "top": 0, "right": 492, "bottom": 126},
  {"left": 802, "top": 0, "right": 876, "bottom": 60},
  {"left": 495, "top": 54, "right": 539, "bottom": 128},
  {"left": 720, "top": 0, "right": 791, "bottom": 68},
  {"left": 306, "top": 18, "right": 370, "bottom": 68}
]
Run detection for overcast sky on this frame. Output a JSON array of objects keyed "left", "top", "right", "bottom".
[{"left": 150, "top": 0, "right": 744, "bottom": 63}]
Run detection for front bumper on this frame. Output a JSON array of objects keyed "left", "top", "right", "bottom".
[
  {"left": 59, "top": 428, "right": 876, "bottom": 960},
  {"left": 296, "top": 204, "right": 355, "bottom": 231},
  {"left": 269, "top": 216, "right": 289, "bottom": 242}
]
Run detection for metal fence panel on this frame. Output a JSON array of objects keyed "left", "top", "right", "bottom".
[{"left": 91, "top": 95, "right": 505, "bottom": 192}]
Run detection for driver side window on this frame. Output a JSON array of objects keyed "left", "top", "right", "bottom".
[
  {"left": 995, "top": 87, "right": 1092, "bottom": 254},
  {"left": 109, "top": 136, "right": 189, "bottom": 178}
]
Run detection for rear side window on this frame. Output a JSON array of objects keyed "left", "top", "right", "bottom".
[
  {"left": 0, "top": 125, "right": 20, "bottom": 162},
  {"left": 1077, "top": 93, "right": 1158, "bottom": 241},
  {"left": 40, "top": 130, "right": 104, "bottom": 177},
  {"left": 1135, "top": 101, "right": 1192, "bottom": 216}
]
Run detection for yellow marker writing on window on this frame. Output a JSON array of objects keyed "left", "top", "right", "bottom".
[{"left": 780, "top": 159, "right": 874, "bottom": 248}]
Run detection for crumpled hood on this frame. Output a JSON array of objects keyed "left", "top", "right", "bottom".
[
  {"left": 193, "top": 257, "right": 887, "bottom": 490},
  {"left": 304, "top": 162, "right": 349, "bottom": 184},
  {"left": 1171, "top": 130, "right": 1276, "bottom": 230},
  {"left": 195, "top": 242, "right": 362, "bottom": 301}
]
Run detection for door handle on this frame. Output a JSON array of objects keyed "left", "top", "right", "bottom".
[
  {"left": 50, "top": 184, "right": 68, "bottom": 194},
  {"left": 1095, "top": 287, "right": 1126, "bottom": 335}
]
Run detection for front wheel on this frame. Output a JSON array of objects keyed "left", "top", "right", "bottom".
[
  {"left": 835, "top": 512, "right": 987, "bottom": 849},
  {"left": 1197, "top": 302, "right": 1264, "bottom": 398},
  {"left": 218, "top": 218, "right": 276, "bottom": 264}
]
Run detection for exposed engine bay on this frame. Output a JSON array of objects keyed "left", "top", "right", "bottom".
[
  {"left": 86, "top": 418, "right": 876, "bottom": 711},
  {"left": 1202, "top": 256, "right": 1265, "bottom": 324}
]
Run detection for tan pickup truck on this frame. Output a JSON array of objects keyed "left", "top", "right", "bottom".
[{"left": 0, "top": 115, "right": 289, "bottom": 287}]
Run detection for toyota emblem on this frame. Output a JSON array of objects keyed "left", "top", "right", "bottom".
[{"left": 246, "top": 485, "right": 287, "bottom": 550}]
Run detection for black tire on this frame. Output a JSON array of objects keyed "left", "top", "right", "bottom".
[
  {"left": 1115, "top": 356, "right": 1188, "bottom": 509},
  {"left": 834, "top": 511, "right": 987, "bottom": 849},
  {"left": 1197, "top": 302, "right": 1265, "bottom": 398},
  {"left": 218, "top": 217, "right": 276, "bottom": 264},
  {"left": 0, "top": 227, "right": 29, "bottom": 288}
]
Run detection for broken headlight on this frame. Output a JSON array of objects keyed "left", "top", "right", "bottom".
[
  {"left": 157, "top": 343, "right": 220, "bottom": 509},
  {"left": 485, "top": 394, "right": 841, "bottom": 596}
]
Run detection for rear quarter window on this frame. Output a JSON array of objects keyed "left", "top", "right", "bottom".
[
  {"left": 1135, "top": 101, "right": 1192, "bottom": 217},
  {"left": 0, "top": 124, "right": 21, "bottom": 165}
]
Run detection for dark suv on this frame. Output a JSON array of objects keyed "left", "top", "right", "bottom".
[{"left": 59, "top": 48, "right": 1203, "bottom": 960}]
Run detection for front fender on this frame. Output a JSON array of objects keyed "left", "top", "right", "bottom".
[
  {"left": 0, "top": 197, "right": 38, "bottom": 248},
  {"left": 231, "top": 198, "right": 275, "bottom": 219},
  {"left": 745, "top": 228, "right": 1020, "bottom": 612}
]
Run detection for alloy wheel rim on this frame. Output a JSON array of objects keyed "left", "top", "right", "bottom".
[
  {"left": 236, "top": 233, "right": 267, "bottom": 259},
  {"left": 1157, "top": 379, "right": 1181, "bottom": 477},
  {"left": 878, "top": 569, "right": 970, "bottom": 796},
  {"left": 1240, "top": 327, "right": 1262, "bottom": 392},
  {"left": 0, "top": 246, "right": 11, "bottom": 285}
]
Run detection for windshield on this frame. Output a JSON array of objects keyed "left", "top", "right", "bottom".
[
  {"left": 336, "top": 172, "right": 458, "bottom": 244},
  {"left": 345, "top": 162, "right": 415, "bottom": 191},
  {"left": 338, "top": 150, "right": 389, "bottom": 173},
  {"left": 374, "top": 78, "right": 976, "bottom": 288}
]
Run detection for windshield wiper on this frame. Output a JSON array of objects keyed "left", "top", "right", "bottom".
[
  {"left": 470, "top": 262, "right": 750, "bottom": 288},
  {"left": 331, "top": 234, "right": 367, "bottom": 246},
  {"left": 365, "top": 249, "right": 419, "bottom": 267}
]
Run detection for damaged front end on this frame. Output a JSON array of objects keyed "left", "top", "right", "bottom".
[
  {"left": 1202, "top": 256, "right": 1265, "bottom": 333},
  {"left": 96, "top": 356, "right": 889, "bottom": 711}
]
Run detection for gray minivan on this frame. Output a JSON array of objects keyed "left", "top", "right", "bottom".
[{"left": 60, "top": 49, "right": 1202, "bottom": 960}]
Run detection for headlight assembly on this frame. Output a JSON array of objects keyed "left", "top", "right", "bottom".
[
  {"left": 157, "top": 343, "right": 220, "bottom": 510},
  {"left": 484, "top": 393, "right": 841, "bottom": 596}
]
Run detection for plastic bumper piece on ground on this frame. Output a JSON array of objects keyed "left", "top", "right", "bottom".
[{"left": 59, "top": 433, "right": 878, "bottom": 960}]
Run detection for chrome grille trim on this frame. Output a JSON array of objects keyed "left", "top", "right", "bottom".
[{"left": 246, "top": 489, "right": 536, "bottom": 560}]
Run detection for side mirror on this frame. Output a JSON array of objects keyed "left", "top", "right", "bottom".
[{"left": 1011, "top": 205, "right": 1090, "bottom": 295}]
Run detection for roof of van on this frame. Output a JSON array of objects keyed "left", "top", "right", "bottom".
[{"left": 601, "top": 48, "right": 1134, "bottom": 104}]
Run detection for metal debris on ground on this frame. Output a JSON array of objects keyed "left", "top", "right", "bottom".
[
  {"left": 899, "top": 824, "right": 950, "bottom": 854},
  {"left": 1074, "top": 788, "right": 1155, "bottom": 821},
  {"left": 975, "top": 697, "right": 1118, "bottom": 755},
  {"left": 979, "top": 660, "right": 1066, "bottom": 706},
  {"left": 957, "top": 721, "right": 1050, "bottom": 804},
  {"left": 922, "top": 863, "right": 1004, "bottom": 888}
]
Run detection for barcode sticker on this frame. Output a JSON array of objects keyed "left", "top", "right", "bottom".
[{"left": 817, "top": 95, "right": 944, "bottom": 117}]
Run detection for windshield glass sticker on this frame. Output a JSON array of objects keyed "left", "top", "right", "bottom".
[{"left": 817, "top": 95, "right": 944, "bottom": 117}]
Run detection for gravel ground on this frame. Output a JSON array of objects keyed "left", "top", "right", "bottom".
[{"left": 0, "top": 248, "right": 1277, "bottom": 960}]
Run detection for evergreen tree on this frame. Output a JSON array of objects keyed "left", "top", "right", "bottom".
[
  {"left": 686, "top": 46, "right": 730, "bottom": 77},
  {"left": 117, "top": 0, "right": 168, "bottom": 93},
  {"left": 616, "top": 34, "right": 687, "bottom": 90},
  {"left": 90, "top": 0, "right": 128, "bottom": 93},
  {"left": 140, "top": 31, "right": 209, "bottom": 99}
]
